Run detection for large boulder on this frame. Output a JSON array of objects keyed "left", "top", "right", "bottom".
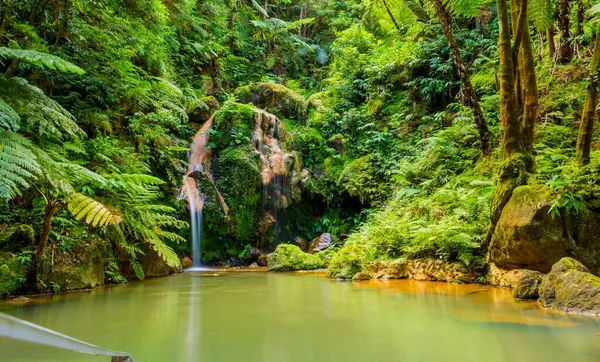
[
  {"left": 308, "top": 233, "right": 333, "bottom": 254},
  {"left": 0, "top": 225, "right": 35, "bottom": 252},
  {"left": 489, "top": 185, "right": 600, "bottom": 273},
  {"left": 121, "top": 245, "right": 182, "bottom": 280},
  {"left": 267, "top": 244, "right": 324, "bottom": 272},
  {"left": 291, "top": 236, "right": 308, "bottom": 252},
  {"left": 235, "top": 82, "right": 307, "bottom": 120},
  {"left": 45, "top": 243, "right": 106, "bottom": 291},
  {"left": 539, "top": 257, "right": 600, "bottom": 313}
]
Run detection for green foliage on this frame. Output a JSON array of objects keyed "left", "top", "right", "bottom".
[
  {"left": 0, "top": 47, "right": 85, "bottom": 74},
  {"left": 327, "top": 244, "right": 368, "bottom": 279},
  {"left": 545, "top": 175, "right": 584, "bottom": 218},
  {"left": 267, "top": 244, "right": 324, "bottom": 271}
]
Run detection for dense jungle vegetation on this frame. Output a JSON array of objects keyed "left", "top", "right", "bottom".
[{"left": 2, "top": 0, "right": 600, "bottom": 294}]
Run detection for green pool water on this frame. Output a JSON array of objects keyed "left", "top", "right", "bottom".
[{"left": 1, "top": 270, "right": 600, "bottom": 362}]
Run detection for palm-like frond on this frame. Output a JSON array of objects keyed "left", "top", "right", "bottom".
[
  {"left": 0, "top": 47, "right": 85, "bottom": 74},
  {"left": 66, "top": 193, "right": 122, "bottom": 227}
]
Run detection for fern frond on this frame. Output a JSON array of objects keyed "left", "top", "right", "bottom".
[
  {"left": 0, "top": 47, "right": 85, "bottom": 74},
  {"left": 0, "top": 99, "right": 20, "bottom": 132},
  {"left": 149, "top": 241, "right": 180, "bottom": 267},
  {"left": 0, "top": 131, "right": 40, "bottom": 200},
  {"left": 0, "top": 78, "right": 84, "bottom": 141},
  {"left": 66, "top": 193, "right": 122, "bottom": 227},
  {"left": 529, "top": 0, "right": 553, "bottom": 31}
]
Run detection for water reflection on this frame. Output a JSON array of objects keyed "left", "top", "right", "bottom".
[{"left": 1, "top": 272, "right": 599, "bottom": 362}]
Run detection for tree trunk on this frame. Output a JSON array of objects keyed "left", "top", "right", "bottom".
[
  {"left": 556, "top": 0, "right": 573, "bottom": 63},
  {"left": 381, "top": 0, "right": 402, "bottom": 34},
  {"left": 430, "top": 0, "right": 490, "bottom": 156},
  {"left": 574, "top": 0, "right": 584, "bottom": 56},
  {"left": 576, "top": 32, "right": 600, "bottom": 165},
  {"left": 30, "top": 202, "right": 58, "bottom": 291},
  {"left": 547, "top": 27, "right": 556, "bottom": 61}
]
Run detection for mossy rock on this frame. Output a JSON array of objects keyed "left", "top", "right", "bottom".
[
  {"left": 490, "top": 185, "right": 600, "bottom": 273},
  {"left": 327, "top": 244, "right": 368, "bottom": 279},
  {"left": 539, "top": 257, "right": 600, "bottom": 313},
  {"left": 44, "top": 243, "right": 106, "bottom": 290},
  {"left": 212, "top": 102, "right": 255, "bottom": 148},
  {"left": 0, "top": 224, "right": 35, "bottom": 252},
  {"left": 267, "top": 244, "right": 324, "bottom": 272},
  {"left": 188, "top": 95, "right": 221, "bottom": 123},
  {"left": 0, "top": 252, "right": 29, "bottom": 296},
  {"left": 235, "top": 83, "right": 307, "bottom": 120},
  {"left": 489, "top": 185, "right": 565, "bottom": 273}
]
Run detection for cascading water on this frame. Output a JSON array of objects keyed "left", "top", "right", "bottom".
[
  {"left": 253, "top": 110, "right": 289, "bottom": 244},
  {"left": 183, "top": 117, "right": 213, "bottom": 269}
]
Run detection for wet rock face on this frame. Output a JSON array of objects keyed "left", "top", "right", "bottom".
[
  {"left": 512, "top": 270, "right": 543, "bottom": 300},
  {"left": 188, "top": 96, "right": 220, "bottom": 123},
  {"left": 539, "top": 257, "right": 600, "bottom": 313},
  {"left": 308, "top": 233, "right": 332, "bottom": 254},
  {"left": 235, "top": 82, "right": 307, "bottom": 120},
  {"left": 489, "top": 185, "right": 600, "bottom": 274},
  {"left": 367, "top": 259, "right": 477, "bottom": 284}
]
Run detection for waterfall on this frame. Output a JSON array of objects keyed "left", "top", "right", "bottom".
[
  {"left": 253, "top": 110, "right": 289, "bottom": 244},
  {"left": 183, "top": 116, "right": 213, "bottom": 269}
]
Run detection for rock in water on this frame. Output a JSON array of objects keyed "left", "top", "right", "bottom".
[
  {"left": 308, "top": 233, "right": 333, "bottom": 254},
  {"left": 266, "top": 244, "right": 324, "bottom": 272},
  {"left": 539, "top": 257, "right": 600, "bottom": 313},
  {"left": 352, "top": 272, "right": 371, "bottom": 281},
  {"left": 512, "top": 270, "right": 543, "bottom": 299},
  {"left": 257, "top": 255, "right": 268, "bottom": 267},
  {"left": 248, "top": 262, "right": 259, "bottom": 268},
  {"left": 182, "top": 256, "right": 193, "bottom": 269}
]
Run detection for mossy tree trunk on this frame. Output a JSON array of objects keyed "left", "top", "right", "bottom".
[
  {"left": 431, "top": 0, "right": 491, "bottom": 157},
  {"left": 547, "top": 26, "right": 556, "bottom": 61},
  {"left": 576, "top": 31, "right": 600, "bottom": 165},
  {"left": 489, "top": 0, "right": 536, "bottom": 240}
]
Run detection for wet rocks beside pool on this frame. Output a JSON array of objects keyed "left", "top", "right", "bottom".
[
  {"left": 308, "top": 233, "right": 333, "bottom": 254},
  {"left": 367, "top": 258, "right": 477, "bottom": 283},
  {"left": 266, "top": 244, "right": 324, "bottom": 272},
  {"left": 512, "top": 270, "right": 543, "bottom": 300},
  {"left": 539, "top": 257, "right": 600, "bottom": 314},
  {"left": 291, "top": 236, "right": 309, "bottom": 252},
  {"left": 182, "top": 256, "right": 193, "bottom": 269},
  {"left": 257, "top": 255, "right": 268, "bottom": 267},
  {"left": 352, "top": 272, "right": 371, "bottom": 281}
]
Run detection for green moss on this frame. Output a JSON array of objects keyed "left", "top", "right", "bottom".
[
  {"left": 212, "top": 102, "right": 254, "bottom": 148},
  {"left": 235, "top": 82, "right": 308, "bottom": 120},
  {"left": 267, "top": 244, "right": 325, "bottom": 271},
  {"left": 0, "top": 224, "right": 35, "bottom": 252},
  {"left": 314, "top": 248, "right": 338, "bottom": 267},
  {"left": 327, "top": 244, "right": 368, "bottom": 279},
  {"left": 0, "top": 252, "right": 28, "bottom": 296},
  {"left": 490, "top": 152, "right": 533, "bottom": 227}
]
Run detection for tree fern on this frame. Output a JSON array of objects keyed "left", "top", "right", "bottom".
[
  {"left": 0, "top": 47, "right": 85, "bottom": 75},
  {"left": 0, "top": 131, "right": 41, "bottom": 200},
  {"left": 0, "top": 77, "right": 85, "bottom": 141},
  {"left": 65, "top": 193, "right": 122, "bottom": 227},
  {"left": 0, "top": 99, "right": 20, "bottom": 132},
  {"left": 529, "top": 0, "right": 553, "bottom": 31}
]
